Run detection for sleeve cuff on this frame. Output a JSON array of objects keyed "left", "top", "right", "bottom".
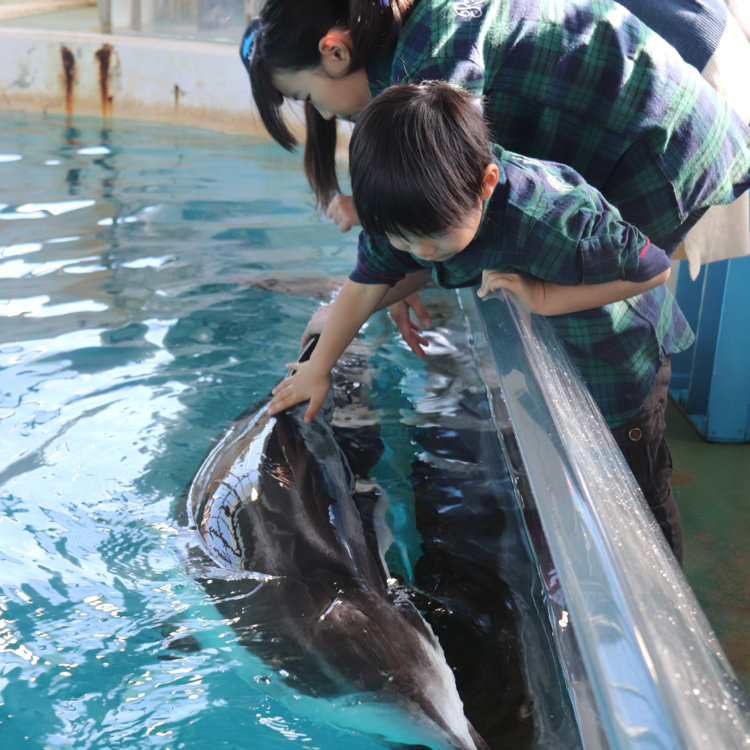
[
  {"left": 629, "top": 238, "right": 671, "bottom": 283},
  {"left": 349, "top": 259, "right": 404, "bottom": 287}
]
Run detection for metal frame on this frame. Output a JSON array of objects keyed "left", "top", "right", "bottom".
[{"left": 670, "top": 256, "right": 750, "bottom": 443}]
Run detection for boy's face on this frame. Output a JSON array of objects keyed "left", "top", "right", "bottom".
[{"left": 386, "top": 204, "right": 484, "bottom": 262}]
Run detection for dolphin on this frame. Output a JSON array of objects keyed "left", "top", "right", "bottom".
[{"left": 180, "top": 337, "right": 488, "bottom": 750}]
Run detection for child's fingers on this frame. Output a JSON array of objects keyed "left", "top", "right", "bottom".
[
  {"left": 269, "top": 387, "right": 303, "bottom": 415},
  {"left": 405, "top": 330, "right": 429, "bottom": 359},
  {"left": 303, "top": 397, "right": 322, "bottom": 423},
  {"left": 404, "top": 293, "right": 432, "bottom": 328},
  {"left": 477, "top": 280, "right": 495, "bottom": 298},
  {"left": 302, "top": 382, "right": 332, "bottom": 423},
  {"left": 325, "top": 194, "right": 359, "bottom": 233},
  {"left": 389, "top": 301, "right": 430, "bottom": 359},
  {"left": 268, "top": 393, "right": 288, "bottom": 414},
  {"left": 477, "top": 269, "right": 509, "bottom": 298},
  {"left": 269, "top": 371, "right": 301, "bottom": 413},
  {"left": 270, "top": 363, "right": 297, "bottom": 390},
  {"left": 477, "top": 270, "right": 493, "bottom": 298}
]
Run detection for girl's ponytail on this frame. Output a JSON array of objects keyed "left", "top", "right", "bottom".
[
  {"left": 304, "top": 104, "right": 340, "bottom": 209},
  {"left": 301, "top": 0, "right": 414, "bottom": 207},
  {"left": 246, "top": 0, "right": 416, "bottom": 207}
]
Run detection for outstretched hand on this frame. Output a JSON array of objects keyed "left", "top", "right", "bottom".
[
  {"left": 268, "top": 360, "right": 330, "bottom": 423},
  {"left": 388, "top": 292, "right": 433, "bottom": 359}
]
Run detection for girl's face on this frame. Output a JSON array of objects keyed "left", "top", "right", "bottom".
[
  {"left": 386, "top": 205, "right": 484, "bottom": 263},
  {"left": 272, "top": 65, "right": 371, "bottom": 121},
  {"left": 271, "top": 29, "right": 371, "bottom": 121}
]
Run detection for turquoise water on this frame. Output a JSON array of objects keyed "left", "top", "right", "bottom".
[{"left": 0, "top": 112, "right": 573, "bottom": 749}]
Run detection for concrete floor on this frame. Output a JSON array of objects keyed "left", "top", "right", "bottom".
[{"left": 667, "top": 399, "right": 750, "bottom": 696}]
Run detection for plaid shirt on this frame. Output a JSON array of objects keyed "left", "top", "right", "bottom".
[
  {"left": 367, "top": 0, "right": 750, "bottom": 248},
  {"left": 350, "top": 146, "right": 694, "bottom": 427},
  {"left": 618, "top": 0, "right": 726, "bottom": 70}
]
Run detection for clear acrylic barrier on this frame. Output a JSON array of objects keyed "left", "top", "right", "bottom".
[{"left": 461, "top": 288, "right": 750, "bottom": 749}]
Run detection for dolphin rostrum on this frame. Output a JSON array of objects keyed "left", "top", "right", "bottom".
[{"left": 181, "top": 338, "right": 488, "bottom": 750}]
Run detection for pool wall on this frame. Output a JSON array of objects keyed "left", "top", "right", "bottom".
[{"left": 0, "top": 25, "right": 292, "bottom": 138}]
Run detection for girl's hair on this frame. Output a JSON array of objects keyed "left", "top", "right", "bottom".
[
  {"left": 241, "top": 0, "right": 414, "bottom": 207},
  {"left": 349, "top": 82, "right": 492, "bottom": 239}
]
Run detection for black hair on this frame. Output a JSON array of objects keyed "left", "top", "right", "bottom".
[
  {"left": 349, "top": 82, "right": 492, "bottom": 239},
  {"left": 240, "top": 0, "right": 414, "bottom": 207}
]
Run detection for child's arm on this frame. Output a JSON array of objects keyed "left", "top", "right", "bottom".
[
  {"left": 380, "top": 269, "right": 432, "bottom": 308},
  {"left": 269, "top": 279, "right": 390, "bottom": 422},
  {"left": 300, "top": 270, "right": 432, "bottom": 347},
  {"left": 477, "top": 267, "right": 670, "bottom": 315}
]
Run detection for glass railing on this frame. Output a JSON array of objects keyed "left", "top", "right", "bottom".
[{"left": 462, "top": 287, "right": 750, "bottom": 749}]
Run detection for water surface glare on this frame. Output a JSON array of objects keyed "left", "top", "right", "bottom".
[{"left": 0, "top": 112, "right": 574, "bottom": 749}]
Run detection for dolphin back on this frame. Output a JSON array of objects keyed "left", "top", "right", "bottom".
[{"left": 181, "top": 344, "right": 487, "bottom": 750}]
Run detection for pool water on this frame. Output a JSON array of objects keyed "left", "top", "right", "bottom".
[{"left": 0, "top": 112, "right": 575, "bottom": 749}]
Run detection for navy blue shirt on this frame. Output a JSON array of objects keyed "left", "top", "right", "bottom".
[{"left": 619, "top": 0, "right": 726, "bottom": 70}]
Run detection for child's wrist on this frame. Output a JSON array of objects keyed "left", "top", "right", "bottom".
[{"left": 305, "top": 357, "right": 334, "bottom": 382}]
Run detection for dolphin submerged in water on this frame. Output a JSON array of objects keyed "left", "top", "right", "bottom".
[{"left": 180, "top": 338, "right": 488, "bottom": 750}]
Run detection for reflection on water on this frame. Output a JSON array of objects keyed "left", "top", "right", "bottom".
[
  {"left": 0, "top": 112, "right": 575, "bottom": 749},
  {"left": 0, "top": 111, "right": 375, "bottom": 750}
]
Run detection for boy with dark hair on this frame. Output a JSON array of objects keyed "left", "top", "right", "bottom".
[{"left": 269, "top": 82, "right": 694, "bottom": 561}]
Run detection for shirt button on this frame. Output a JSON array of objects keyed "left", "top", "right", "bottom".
[{"left": 628, "top": 427, "right": 643, "bottom": 442}]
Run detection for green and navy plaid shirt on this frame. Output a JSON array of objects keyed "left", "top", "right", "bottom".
[
  {"left": 350, "top": 146, "right": 694, "bottom": 427},
  {"left": 366, "top": 0, "right": 750, "bottom": 248}
]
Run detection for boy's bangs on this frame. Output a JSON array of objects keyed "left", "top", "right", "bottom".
[
  {"left": 356, "top": 156, "right": 477, "bottom": 239},
  {"left": 375, "top": 180, "right": 461, "bottom": 239},
  {"left": 350, "top": 83, "right": 489, "bottom": 240}
]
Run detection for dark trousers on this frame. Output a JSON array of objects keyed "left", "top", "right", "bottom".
[{"left": 610, "top": 357, "right": 683, "bottom": 565}]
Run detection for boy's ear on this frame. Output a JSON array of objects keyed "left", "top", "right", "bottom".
[
  {"left": 481, "top": 163, "right": 500, "bottom": 199},
  {"left": 318, "top": 28, "right": 353, "bottom": 75}
]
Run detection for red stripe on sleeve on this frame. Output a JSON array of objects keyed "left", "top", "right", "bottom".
[{"left": 357, "top": 259, "right": 403, "bottom": 282}]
